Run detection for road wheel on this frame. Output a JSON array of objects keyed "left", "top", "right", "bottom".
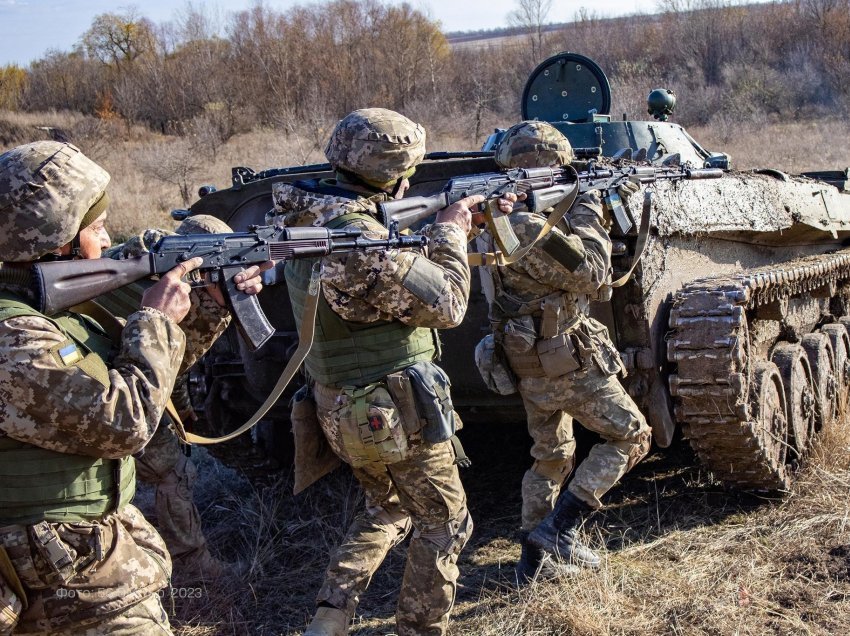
[
  {"left": 801, "top": 332, "right": 836, "bottom": 431},
  {"left": 770, "top": 343, "right": 815, "bottom": 463}
]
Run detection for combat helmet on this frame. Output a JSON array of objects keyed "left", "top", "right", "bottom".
[
  {"left": 324, "top": 108, "right": 426, "bottom": 190},
  {"left": 176, "top": 214, "right": 232, "bottom": 236},
  {"left": 0, "top": 141, "right": 110, "bottom": 262},
  {"left": 494, "top": 121, "right": 573, "bottom": 169}
]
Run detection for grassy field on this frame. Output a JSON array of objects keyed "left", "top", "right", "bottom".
[
  {"left": 3, "top": 109, "right": 850, "bottom": 635},
  {"left": 148, "top": 412, "right": 850, "bottom": 636}
]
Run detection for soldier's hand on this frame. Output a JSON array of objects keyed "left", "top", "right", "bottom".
[
  {"left": 436, "top": 194, "right": 484, "bottom": 234},
  {"left": 485, "top": 192, "right": 520, "bottom": 220},
  {"left": 617, "top": 180, "right": 640, "bottom": 200},
  {"left": 234, "top": 260, "right": 274, "bottom": 295},
  {"left": 141, "top": 257, "right": 202, "bottom": 323},
  {"left": 204, "top": 260, "right": 275, "bottom": 307}
]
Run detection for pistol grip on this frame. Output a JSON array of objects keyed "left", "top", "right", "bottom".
[{"left": 222, "top": 264, "right": 275, "bottom": 351}]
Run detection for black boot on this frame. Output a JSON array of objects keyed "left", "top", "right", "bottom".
[
  {"left": 527, "top": 490, "right": 600, "bottom": 569},
  {"left": 514, "top": 531, "right": 544, "bottom": 586}
]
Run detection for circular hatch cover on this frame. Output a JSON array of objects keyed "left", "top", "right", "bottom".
[{"left": 522, "top": 52, "right": 611, "bottom": 123}]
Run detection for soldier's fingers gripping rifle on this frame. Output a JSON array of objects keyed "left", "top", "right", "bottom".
[
  {"left": 378, "top": 162, "right": 723, "bottom": 267},
  {"left": 31, "top": 222, "right": 427, "bottom": 351}
]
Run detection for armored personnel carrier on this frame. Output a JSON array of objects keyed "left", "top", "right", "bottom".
[{"left": 182, "top": 52, "right": 850, "bottom": 490}]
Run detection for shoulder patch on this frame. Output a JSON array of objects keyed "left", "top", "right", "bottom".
[
  {"left": 51, "top": 339, "right": 82, "bottom": 366},
  {"left": 402, "top": 257, "right": 444, "bottom": 305}
]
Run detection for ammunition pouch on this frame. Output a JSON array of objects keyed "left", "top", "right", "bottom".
[
  {"left": 501, "top": 315, "right": 537, "bottom": 355},
  {"left": 537, "top": 332, "right": 582, "bottom": 378},
  {"left": 504, "top": 312, "right": 625, "bottom": 380},
  {"left": 404, "top": 361, "right": 459, "bottom": 444},
  {"left": 474, "top": 334, "right": 517, "bottom": 396}
]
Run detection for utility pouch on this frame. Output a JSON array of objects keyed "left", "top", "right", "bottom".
[
  {"left": 537, "top": 333, "right": 582, "bottom": 378},
  {"left": 405, "top": 361, "right": 458, "bottom": 444},
  {"left": 583, "top": 319, "right": 626, "bottom": 377},
  {"left": 28, "top": 522, "right": 76, "bottom": 586},
  {"left": 0, "top": 546, "right": 24, "bottom": 633},
  {"left": 334, "top": 384, "right": 408, "bottom": 467},
  {"left": 501, "top": 315, "right": 537, "bottom": 355},
  {"left": 474, "top": 334, "right": 517, "bottom": 396},
  {"left": 540, "top": 297, "right": 562, "bottom": 339},
  {"left": 291, "top": 384, "right": 342, "bottom": 495},
  {"left": 386, "top": 372, "right": 423, "bottom": 435}
]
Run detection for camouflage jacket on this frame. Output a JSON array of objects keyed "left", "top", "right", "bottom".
[
  {"left": 0, "top": 265, "right": 228, "bottom": 632},
  {"left": 0, "top": 278, "right": 228, "bottom": 456},
  {"left": 272, "top": 181, "right": 471, "bottom": 328},
  {"left": 479, "top": 192, "right": 612, "bottom": 317}
]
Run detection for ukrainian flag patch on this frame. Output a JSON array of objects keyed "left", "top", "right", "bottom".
[{"left": 58, "top": 343, "right": 82, "bottom": 365}]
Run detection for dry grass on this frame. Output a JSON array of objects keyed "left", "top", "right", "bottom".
[
  {"left": 141, "top": 414, "right": 850, "bottom": 636},
  {"left": 690, "top": 117, "right": 850, "bottom": 173}
]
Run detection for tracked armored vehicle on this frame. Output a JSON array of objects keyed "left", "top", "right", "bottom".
[{"left": 182, "top": 52, "right": 850, "bottom": 490}]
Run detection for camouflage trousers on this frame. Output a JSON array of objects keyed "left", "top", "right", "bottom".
[
  {"left": 0, "top": 505, "right": 172, "bottom": 635},
  {"left": 512, "top": 362, "right": 650, "bottom": 530},
  {"left": 135, "top": 423, "right": 209, "bottom": 566},
  {"left": 314, "top": 382, "right": 472, "bottom": 636}
]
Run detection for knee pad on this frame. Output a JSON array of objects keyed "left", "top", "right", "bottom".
[{"left": 415, "top": 508, "right": 473, "bottom": 557}]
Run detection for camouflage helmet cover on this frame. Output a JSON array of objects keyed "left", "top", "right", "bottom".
[
  {"left": 494, "top": 120, "right": 573, "bottom": 169},
  {"left": 107, "top": 215, "right": 233, "bottom": 260},
  {"left": 324, "top": 108, "right": 426, "bottom": 188},
  {"left": 176, "top": 214, "right": 232, "bottom": 236},
  {"left": 0, "top": 141, "right": 110, "bottom": 261}
]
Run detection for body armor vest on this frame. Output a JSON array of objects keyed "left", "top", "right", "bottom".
[
  {"left": 0, "top": 294, "right": 136, "bottom": 525},
  {"left": 285, "top": 212, "right": 436, "bottom": 388}
]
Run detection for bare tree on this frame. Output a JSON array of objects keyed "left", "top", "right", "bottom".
[{"left": 508, "top": 0, "right": 553, "bottom": 63}]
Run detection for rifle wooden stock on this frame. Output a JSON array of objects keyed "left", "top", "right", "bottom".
[
  {"left": 33, "top": 256, "right": 153, "bottom": 316},
  {"left": 379, "top": 193, "right": 451, "bottom": 231}
]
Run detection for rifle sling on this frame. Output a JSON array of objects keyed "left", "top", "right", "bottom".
[
  {"left": 611, "top": 189, "right": 653, "bottom": 288},
  {"left": 468, "top": 184, "right": 578, "bottom": 268},
  {"left": 179, "top": 262, "right": 322, "bottom": 445}
]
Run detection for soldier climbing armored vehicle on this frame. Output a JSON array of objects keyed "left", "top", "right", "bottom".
[{"left": 181, "top": 52, "right": 850, "bottom": 491}]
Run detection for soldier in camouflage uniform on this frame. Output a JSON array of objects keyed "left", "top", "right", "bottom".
[
  {"left": 105, "top": 216, "right": 239, "bottom": 582},
  {"left": 272, "top": 108, "right": 515, "bottom": 636},
  {"left": 0, "top": 141, "right": 268, "bottom": 635},
  {"left": 476, "top": 122, "right": 651, "bottom": 582}
]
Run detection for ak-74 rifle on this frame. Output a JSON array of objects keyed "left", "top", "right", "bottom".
[
  {"left": 31, "top": 222, "right": 426, "bottom": 351},
  {"left": 379, "top": 161, "right": 723, "bottom": 266}
]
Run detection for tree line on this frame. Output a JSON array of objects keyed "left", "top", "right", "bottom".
[{"left": 1, "top": 0, "right": 848, "bottom": 147}]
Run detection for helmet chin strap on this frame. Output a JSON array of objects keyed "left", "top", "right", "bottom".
[
  {"left": 70, "top": 232, "right": 83, "bottom": 258},
  {"left": 389, "top": 177, "right": 405, "bottom": 199}
]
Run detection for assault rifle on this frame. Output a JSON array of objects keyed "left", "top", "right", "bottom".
[
  {"left": 379, "top": 162, "right": 724, "bottom": 242},
  {"left": 31, "top": 222, "right": 426, "bottom": 351}
]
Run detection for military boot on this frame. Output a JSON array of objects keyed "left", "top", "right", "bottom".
[
  {"left": 303, "top": 606, "right": 349, "bottom": 636},
  {"left": 527, "top": 490, "right": 601, "bottom": 569},
  {"left": 514, "top": 531, "right": 544, "bottom": 586}
]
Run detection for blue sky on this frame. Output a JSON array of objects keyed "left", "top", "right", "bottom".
[{"left": 0, "top": 0, "right": 658, "bottom": 66}]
